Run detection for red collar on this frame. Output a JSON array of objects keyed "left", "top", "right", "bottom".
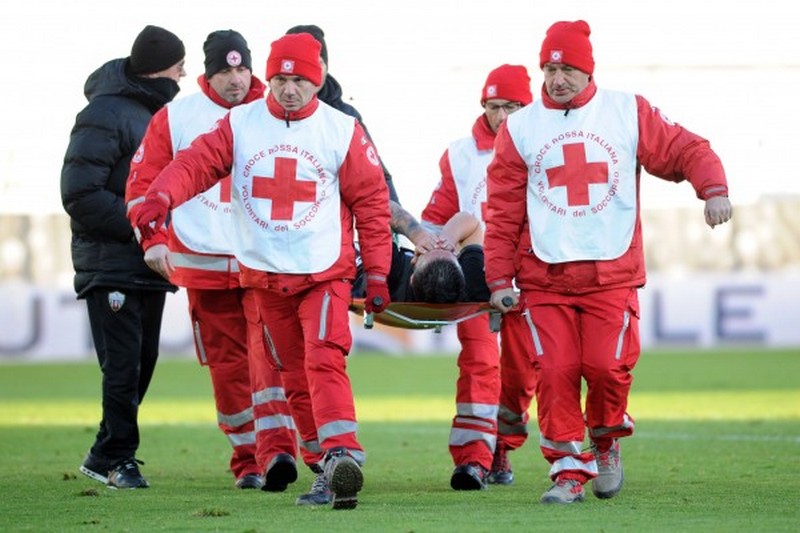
[
  {"left": 197, "top": 74, "right": 267, "bottom": 109},
  {"left": 472, "top": 114, "right": 497, "bottom": 151},
  {"left": 266, "top": 92, "right": 320, "bottom": 121},
  {"left": 540, "top": 79, "right": 597, "bottom": 111}
]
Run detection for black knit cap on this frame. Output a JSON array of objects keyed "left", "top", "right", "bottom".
[
  {"left": 129, "top": 25, "right": 185, "bottom": 75},
  {"left": 203, "top": 29, "right": 252, "bottom": 78},
  {"left": 286, "top": 24, "right": 328, "bottom": 66}
]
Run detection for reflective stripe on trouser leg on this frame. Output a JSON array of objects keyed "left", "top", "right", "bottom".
[
  {"left": 243, "top": 288, "right": 300, "bottom": 470},
  {"left": 581, "top": 288, "right": 640, "bottom": 444},
  {"left": 522, "top": 290, "right": 587, "bottom": 480},
  {"left": 188, "top": 287, "right": 258, "bottom": 478},
  {"left": 301, "top": 281, "right": 364, "bottom": 459},
  {"left": 449, "top": 314, "right": 500, "bottom": 469},
  {"left": 497, "top": 311, "right": 536, "bottom": 450}
]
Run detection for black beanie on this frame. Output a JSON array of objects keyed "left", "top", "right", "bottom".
[
  {"left": 203, "top": 29, "right": 252, "bottom": 78},
  {"left": 129, "top": 25, "right": 185, "bottom": 75},
  {"left": 286, "top": 24, "right": 328, "bottom": 67}
]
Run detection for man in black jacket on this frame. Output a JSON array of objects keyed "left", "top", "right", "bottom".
[
  {"left": 60, "top": 24, "right": 185, "bottom": 490},
  {"left": 286, "top": 24, "right": 400, "bottom": 204}
]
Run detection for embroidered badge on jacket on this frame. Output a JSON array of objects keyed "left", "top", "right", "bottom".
[{"left": 108, "top": 291, "right": 126, "bottom": 313}]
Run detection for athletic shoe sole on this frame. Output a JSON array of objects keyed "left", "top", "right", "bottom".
[
  {"left": 79, "top": 465, "right": 109, "bottom": 484},
  {"left": 328, "top": 456, "right": 363, "bottom": 510}
]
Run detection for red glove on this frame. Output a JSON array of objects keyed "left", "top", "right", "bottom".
[
  {"left": 365, "top": 274, "right": 390, "bottom": 314},
  {"left": 133, "top": 192, "right": 171, "bottom": 240}
]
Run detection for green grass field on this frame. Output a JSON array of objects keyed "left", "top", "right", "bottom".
[{"left": 1, "top": 348, "right": 799, "bottom": 532}]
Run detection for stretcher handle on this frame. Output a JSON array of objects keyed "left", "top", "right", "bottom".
[
  {"left": 489, "top": 296, "right": 514, "bottom": 333},
  {"left": 364, "top": 296, "right": 383, "bottom": 329}
]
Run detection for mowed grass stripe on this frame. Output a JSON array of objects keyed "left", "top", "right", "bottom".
[{"left": 2, "top": 390, "right": 798, "bottom": 426}]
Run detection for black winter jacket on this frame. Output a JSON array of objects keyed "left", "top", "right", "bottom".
[
  {"left": 61, "top": 58, "right": 179, "bottom": 297},
  {"left": 318, "top": 74, "right": 400, "bottom": 204}
]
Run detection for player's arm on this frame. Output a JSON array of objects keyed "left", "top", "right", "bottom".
[{"left": 439, "top": 211, "right": 482, "bottom": 250}]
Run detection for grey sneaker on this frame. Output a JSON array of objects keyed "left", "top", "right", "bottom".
[
  {"left": 540, "top": 478, "right": 585, "bottom": 504},
  {"left": 592, "top": 439, "right": 624, "bottom": 499},
  {"left": 235, "top": 473, "right": 264, "bottom": 490},
  {"left": 107, "top": 458, "right": 149, "bottom": 489},
  {"left": 79, "top": 452, "right": 114, "bottom": 484},
  {"left": 262, "top": 453, "right": 298, "bottom": 492},
  {"left": 295, "top": 467, "right": 332, "bottom": 506},
  {"left": 323, "top": 448, "right": 363, "bottom": 510},
  {"left": 487, "top": 444, "right": 514, "bottom": 485}
]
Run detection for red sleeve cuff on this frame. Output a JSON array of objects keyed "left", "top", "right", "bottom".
[{"left": 141, "top": 231, "right": 168, "bottom": 251}]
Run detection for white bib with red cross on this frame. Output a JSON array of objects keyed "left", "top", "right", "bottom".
[
  {"left": 166, "top": 93, "right": 234, "bottom": 255},
  {"left": 227, "top": 100, "right": 352, "bottom": 273},
  {"left": 505, "top": 89, "right": 639, "bottom": 263},
  {"left": 447, "top": 137, "right": 493, "bottom": 226}
]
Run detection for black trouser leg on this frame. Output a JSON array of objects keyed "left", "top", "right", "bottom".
[{"left": 85, "top": 288, "right": 165, "bottom": 461}]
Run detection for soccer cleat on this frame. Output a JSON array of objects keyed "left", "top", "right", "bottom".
[
  {"left": 79, "top": 452, "right": 114, "bottom": 485},
  {"left": 323, "top": 448, "right": 363, "bottom": 510},
  {"left": 487, "top": 444, "right": 514, "bottom": 485},
  {"left": 450, "top": 463, "right": 489, "bottom": 491},
  {"left": 235, "top": 473, "right": 264, "bottom": 490},
  {"left": 540, "top": 477, "right": 585, "bottom": 504},
  {"left": 295, "top": 467, "right": 332, "bottom": 506},
  {"left": 262, "top": 453, "right": 298, "bottom": 492},
  {"left": 106, "top": 458, "right": 149, "bottom": 489},
  {"left": 591, "top": 439, "right": 624, "bottom": 499}
]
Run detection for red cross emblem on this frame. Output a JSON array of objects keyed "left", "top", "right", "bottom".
[
  {"left": 252, "top": 157, "right": 316, "bottom": 220},
  {"left": 546, "top": 143, "right": 608, "bottom": 206}
]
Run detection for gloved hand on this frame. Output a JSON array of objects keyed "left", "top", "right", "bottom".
[
  {"left": 365, "top": 274, "right": 390, "bottom": 314},
  {"left": 133, "top": 192, "right": 171, "bottom": 240},
  {"left": 704, "top": 195, "right": 733, "bottom": 228}
]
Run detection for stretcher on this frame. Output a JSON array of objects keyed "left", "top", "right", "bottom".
[{"left": 349, "top": 298, "right": 504, "bottom": 333}]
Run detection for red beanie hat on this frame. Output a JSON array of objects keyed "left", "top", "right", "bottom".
[
  {"left": 266, "top": 33, "right": 322, "bottom": 86},
  {"left": 481, "top": 64, "right": 533, "bottom": 105},
  {"left": 539, "top": 20, "right": 594, "bottom": 75}
]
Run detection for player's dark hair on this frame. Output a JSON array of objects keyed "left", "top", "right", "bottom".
[{"left": 412, "top": 257, "right": 465, "bottom": 304}]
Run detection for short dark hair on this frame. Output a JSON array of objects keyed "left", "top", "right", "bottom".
[{"left": 411, "top": 257, "right": 465, "bottom": 304}]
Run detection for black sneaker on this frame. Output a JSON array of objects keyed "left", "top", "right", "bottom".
[
  {"left": 323, "top": 448, "right": 363, "bottom": 510},
  {"left": 107, "top": 458, "right": 149, "bottom": 489},
  {"left": 450, "top": 463, "right": 489, "bottom": 491},
  {"left": 262, "top": 453, "right": 298, "bottom": 492},
  {"left": 295, "top": 466, "right": 332, "bottom": 506},
  {"left": 235, "top": 473, "right": 264, "bottom": 490},
  {"left": 79, "top": 452, "right": 114, "bottom": 484}
]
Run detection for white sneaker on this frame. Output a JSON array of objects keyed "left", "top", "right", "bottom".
[
  {"left": 540, "top": 478, "right": 585, "bottom": 504},
  {"left": 592, "top": 439, "right": 624, "bottom": 499}
]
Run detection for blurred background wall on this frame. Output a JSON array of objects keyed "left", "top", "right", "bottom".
[{"left": 2, "top": 0, "right": 798, "bottom": 359}]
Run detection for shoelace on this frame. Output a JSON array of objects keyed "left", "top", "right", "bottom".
[
  {"left": 309, "top": 473, "right": 329, "bottom": 494},
  {"left": 556, "top": 478, "right": 581, "bottom": 489},
  {"left": 593, "top": 445, "right": 618, "bottom": 468},
  {"left": 117, "top": 458, "right": 145, "bottom": 473},
  {"left": 491, "top": 447, "right": 510, "bottom": 473}
]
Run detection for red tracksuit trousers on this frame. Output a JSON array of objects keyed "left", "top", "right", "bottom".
[
  {"left": 188, "top": 288, "right": 296, "bottom": 479},
  {"left": 522, "top": 287, "right": 640, "bottom": 482},
  {"left": 254, "top": 279, "right": 365, "bottom": 468}
]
